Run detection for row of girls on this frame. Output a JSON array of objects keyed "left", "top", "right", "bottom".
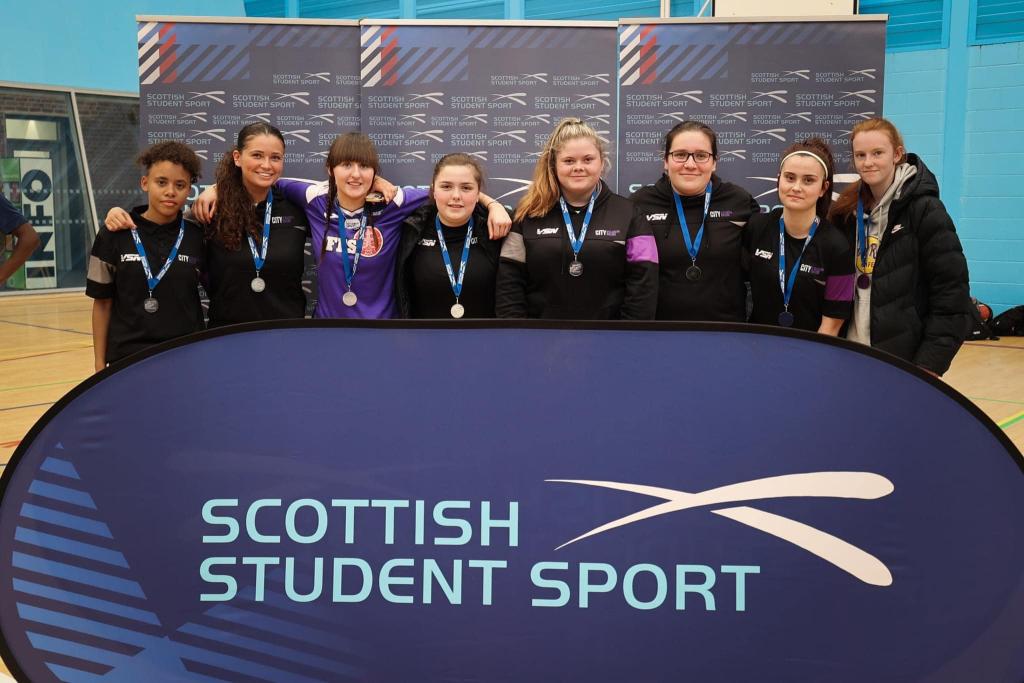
[{"left": 94, "top": 116, "right": 970, "bottom": 376}]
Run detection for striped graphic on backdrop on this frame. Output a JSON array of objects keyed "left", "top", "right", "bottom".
[{"left": 11, "top": 452, "right": 364, "bottom": 680}]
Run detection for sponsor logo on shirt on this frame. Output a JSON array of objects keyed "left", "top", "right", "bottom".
[
  {"left": 754, "top": 249, "right": 773, "bottom": 259},
  {"left": 891, "top": 224, "right": 903, "bottom": 234},
  {"left": 121, "top": 254, "right": 143, "bottom": 263},
  {"left": 800, "top": 264, "right": 824, "bottom": 275},
  {"left": 709, "top": 210, "right": 734, "bottom": 219},
  {"left": 593, "top": 229, "right": 620, "bottom": 237},
  {"left": 421, "top": 236, "right": 478, "bottom": 246},
  {"left": 536, "top": 227, "right": 560, "bottom": 236},
  {"left": 646, "top": 213, "right": 668, "bottom": 222},
  {"left": 324, "top": 226, "right": 385, "bottom": 257}
]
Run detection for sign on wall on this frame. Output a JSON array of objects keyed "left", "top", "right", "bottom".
[
  {"left": 360, "top": 22, "right": 619, "bottom": 202},
  {"left": 1, "top": 323, "right": 1022, "bottom": 682},
  {"left": 617, "top": 19, "right": 885, "bottom": 204},
  {"left": 19, "top": 157, "right": 57, "bottom": 289},
  {"left": 137, "top": 18, "right": 361, "bottom": 188}
]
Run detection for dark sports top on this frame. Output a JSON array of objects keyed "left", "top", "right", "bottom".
[
  {"left": 746, "top": 207, "right": 855, "bottom": 331},
  {"left": 630, "top": 174, "right": 761, "bottom": 321},
  {"left": 86, "top": 207, "right": 204, "bottom": 363},
  {"left": 497, "top": 181, "right": 658, "bottom": 320},
  {"left": 204, "top": 186, "right": 309, "bottom": 327}
]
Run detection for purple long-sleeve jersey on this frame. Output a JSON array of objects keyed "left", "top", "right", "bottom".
[{"left": 277, "top": 179, "right": 429, "bottom": 319}]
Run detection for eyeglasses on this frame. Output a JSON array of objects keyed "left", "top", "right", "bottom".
[{"left": 667, "top": 150, "right": 714, "bottom": 164}]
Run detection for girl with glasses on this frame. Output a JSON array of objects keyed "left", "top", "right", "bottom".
[{"left": 630, "top": 120, "right": 761, "bottom": 321}]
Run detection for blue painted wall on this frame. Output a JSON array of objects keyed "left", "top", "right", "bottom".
[
  {"left": 883, "top": 49, "right": 948, "bottom": 185},
  {"left": 0, "top": 0, "right": 245, "bottom": 93},
  {"left": 962, "top": 42, "right": 1024, "bottom": 312}
]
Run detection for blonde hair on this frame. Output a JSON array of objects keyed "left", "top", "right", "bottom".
[{"left": 514, "top": 118, "right": 608, "bottom": 221}]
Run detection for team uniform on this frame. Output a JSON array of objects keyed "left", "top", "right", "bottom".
[
  {"left": 630, "top": 174, "right": 760, "bottom": 321},
  {"left": 276, "top": 179, "right": 429, "bottom": 319},
  {"left": 496, "top": 181, "right": 658, "bottom": 319},
  {"left": 395, "top": 204, "right": 500, "bottom": 319},
  {"left": 833, "top": 154, "right": 970, "bottom": 374},
  {"left": 86, "top": 207, "right": 204, "bottom": 364},
  {"left": 745, "top": 208, "right": 854, "bottom": 331},
  {"left": 204, "top": 186, "right": 309, "bottom": 327}
]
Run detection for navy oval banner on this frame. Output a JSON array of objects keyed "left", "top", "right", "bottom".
[{"left": 1, "top": 322, "right": 1022, "bottom": 682}]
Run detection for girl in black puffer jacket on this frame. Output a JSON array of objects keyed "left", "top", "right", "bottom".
[{"left": 830, "top": 118, "right": 970, "bottom": 375}]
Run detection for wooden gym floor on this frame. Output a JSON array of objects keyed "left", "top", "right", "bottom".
[{"left": 1, "top": 292, "right": 1023, "bottom": 678}]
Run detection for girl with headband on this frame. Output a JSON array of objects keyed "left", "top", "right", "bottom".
[
  {"left": 496, "top": 118, "right": 658, "bottom": 319},
  {"left": 630, "top": 120, "right": 761, "bottom": 321},
  {"left": 829, "top": 118, "right": 970, "bottom": 375},
  {"left": 745, "top": 138, "right": 854, "bottom": 333}
]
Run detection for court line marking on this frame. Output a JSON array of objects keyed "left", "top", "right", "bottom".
[
  {"left": 966, "top": 396, "right": 1024, "bottom": 407},
  {"left": 964, "top": 342, "right": 1024, "bottom": 351},
  {"left": 0, "top": 345, "right": 93, "bottom": 363},
  {"left": 0, "top": 319, "right": 91, "bottom": 336},
  {"left": 0, "top": 379, "right": 82, "bottom": 394},
  {"left": 998, "top": 410, "right": 1024, "bottom": 430},
  {"left": 0, "top": 402, "right": 53, "bottom": 413}
]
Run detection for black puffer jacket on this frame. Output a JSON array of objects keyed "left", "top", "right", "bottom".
[{"left": 834, "top": 154, "right": 970, "bottom": 374}]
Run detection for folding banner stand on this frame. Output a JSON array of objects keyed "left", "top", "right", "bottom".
[{"left": 1, "top": 322, "right": 1022, "bottom": 682}]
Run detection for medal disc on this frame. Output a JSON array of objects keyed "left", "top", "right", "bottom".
[
  {"left": 568, "top": 260, "right": 584, "bottom": 277},
  {"left": 450, "top": 303, "right": 465, "bottom": 319},
  {"left": 685, "top": 265, "right": 703, "bottom": 282},
  {"left": 143, "top": 297, "right": 159, "bottom": 314},
  {"left": 778, "top": 311, "right": 795, "bottom": 327},
  {"left": 857, "top": 273, "right": 871, "bottom": 289},
  {"left": 342, "top": 290, "right": 358, "bottom": 307},
  {"left": 250, "top": 277, "right": 266, "bottom": 293}
]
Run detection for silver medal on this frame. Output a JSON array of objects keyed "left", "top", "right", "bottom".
[
  {"left": 250, "top": 276, "right": 266, "bottom": 293},
  {"left": 450, "top": 303, "right": 465, "bottom": 319},
  {"left": 143, "top": 297, "right": 159, "bottom": 314},
  {"left": 342, "top": 290, "right": 358, "bottom": 307},
  {"left": 568, "top": 260, "right": 584, "bottom": 277}
]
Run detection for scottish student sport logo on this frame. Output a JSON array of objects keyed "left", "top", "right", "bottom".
[{"left": 0, "top": 324, "right": 1021, "bottom": 682}]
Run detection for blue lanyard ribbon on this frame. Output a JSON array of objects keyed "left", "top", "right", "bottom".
[
  {"left": 855, "top": 197, "right": 869, "bottom": 272},
  {"left": 778, "top": 215, "right": 820, "bottom": 310},
  {"left": 336, "top": 203, "right": 368, "bottom": 291},
  {"left": 557, "top": 187, "right": 599, "bottom": 258},
  {"left": 671, "top": 182, "right": 713, "bottom": 264},
  {"left": 435, "top": 215, "right": 474, "bottom": 299},
  {"left": 130, "top": 217, "right": 186, "bottom": 294},
  {"left": 246, "top": 192, "right": 273, "bottom": 274}
]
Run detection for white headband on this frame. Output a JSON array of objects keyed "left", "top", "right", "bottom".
[{"left": 780, "top": 150, "right": 829, "bottom": 175}]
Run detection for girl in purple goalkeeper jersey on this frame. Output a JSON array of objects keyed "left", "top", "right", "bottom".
[{"left": 194, "top": 132, "right": 511, "bottom": 319}]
